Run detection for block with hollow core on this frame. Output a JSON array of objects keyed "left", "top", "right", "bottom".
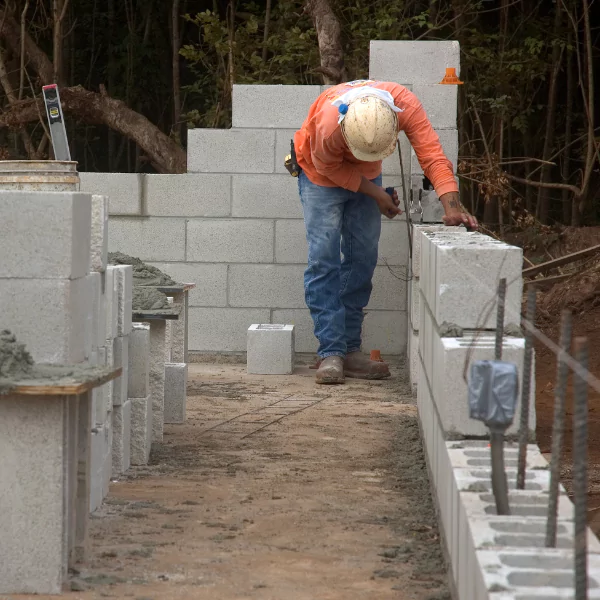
[
  {"left": 115, "top": 265, "right": 133, "bottom": 336},
  {"left": 411, "top": 224, "right": 462, "bottom": 278},
  {"left": 0, "top": 190, "right": 91, "bottom": 279},
  {"left": 90, "top": 194, "right": 108, "bottom": 273},
  {"left": 130, "top": 394, "right": 152, "bottom": 465},
  {"left": 247, "top": 324, "right": 295, "bottom": 375},
  {"left": 148, "top": 320, "right": 167, "bottom": 441},
  {"left": 112, "top": 335, "right": 129, "bottom": 407},
  {"left": 420, "top": 230, "right": 523, "bottom": 329},
  {"left": 164, "top": 362, "right": 188, "bottom": 424},
  {"left": 112, "top": 399, "right": 131, "bottom": 476},
  {"left": 0, "top": 395, "right": 68, "bottom": 594},
  {"left": 128, "top": 324, "right": 150, "bottom": 398}
]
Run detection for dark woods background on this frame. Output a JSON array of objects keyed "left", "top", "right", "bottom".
[{"left": 0, "top": 0, "right": 598, "bottom": 227}]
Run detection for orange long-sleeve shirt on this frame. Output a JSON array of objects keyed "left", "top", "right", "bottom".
[{"left": 294, "top": 80, "right": 458, "bottom": 197}]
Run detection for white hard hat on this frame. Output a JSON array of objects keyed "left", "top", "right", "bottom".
[{"left": 340, "top": 95, "right": 399, "bottom": 162}]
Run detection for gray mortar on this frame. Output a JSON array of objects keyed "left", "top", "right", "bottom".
[
  {"left": 109, "top": 251, "right": 177, "bottom": 287},
  {"left": 439, "top": 322, "right": 464, "bottom": 337},
  {"left": 133, "top": 287, "right": 170, "bottom": 311},
  {"left": 0, "top": 330, "right": 116, "bottom": 394}
]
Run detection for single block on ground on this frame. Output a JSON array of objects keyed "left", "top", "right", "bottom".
[
  {"left": 128, "top": 324, "right": 150, "bottom": 398},
  {"left": 130, "top": 394, "right": 153, "bottom": 465},
  {"left": 247, "top": 324, "right": 295, "bottom": 375},
  {"left": 148, "top": 320, "right": 167, "bottom": 441},
  {"left": 112, "top": 399, "right": 131, "bottom": 476}
]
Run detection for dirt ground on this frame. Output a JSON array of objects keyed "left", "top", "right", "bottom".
[{"left": 7, "top": 362, "right": 449, "bottom": 600}]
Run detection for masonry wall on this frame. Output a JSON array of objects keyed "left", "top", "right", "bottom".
[{"left": 83, "top": 41, "right": 462, "bottom": 357}]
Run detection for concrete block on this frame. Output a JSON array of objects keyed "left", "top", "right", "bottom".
[
  {"left": 149, "top": 321, "right": 166, "bottom": 442},
  {"left": 128, "top": 324, "right": 150, "bottom": 398},
  {"left": 101, "top": 418, "right": 113, "bottom": 499},
  {"left": 410, "top": 278, "right": 420, "bottom": 328},
  {"left": 164, "top": 363, "right": 188, "bottom": 423},
  {"left": 111, "top": 399, "right": 131, "bottom": 475},
  {"left": 188, "top": 308, "right": 270, "bottom": 352},
  {"left": 413, "top": 184, "right": 445, "bottom": 223},
  {"left": 187, "top": 128, "right": 275, "bottom": 173},
  {"left": 0, "top": 276, "right": 93, "bottom": 364},
  {"left": 149, "top": 262, "right": 227, "bottom": 307},
  {"left": 411, "top": 129, "right": 458, "bottom": 175},
  {"left": 408, "top": 328, "right": 419, "bottom": 393},
  {"left": 367, "top": 266, "right": 407, "bottom": 311},
  {"left": 429, "top": 329, "right": 535, "bottom": 438},
  {"left": 112, "top": 335, "right": 129, "bottom": 407},
  {"left": 104, "top": 266, "right": 119, "bottom": 340},
  {"left": 247, "top": 324, "right": 295, "bottom": 374},
  {"left": 130, "top": 394, "right": 152, "bottom": 465},
  {"left": 381, "top": 131, "right": 411, "bottom": 181},
  {"left": 79, "top": 172, "right": 141, "bottom": 215},
  {"left": 276, "top": 129, "right": 300, "bottom": 174},
  {"left": 145, "top": 174, "right": 231, "bottom": 217},
  {"left": 422, "top": 231, "right": 523, "bottom": 328},
  {"left": 232, "top": 174, "right": 303, "bottom": 219},
  {"left": 108, "top": 217, "right": 185, "bottom": 262},
  {"left": 362, "top": 310, "right": 408, "bottom": 355},
  {"left": 369, "top": 40, "right": 461, "bottom": 84},
  {"left": 91, "top": 194, "right": 109, "bottom": 272},
  {"left": 115, "top": 265, "right": 133, "bottom": 336},
  {"left": 169, "top": 290, "right": 187, "bottom": 363},
  {"left": 104, "top": 341, "right": 115, "bottom": 414},
  {"left": 275, "top": 219, "right": 307, "bottom": 264},
  {"left": 90, "top": 422, "right": 106, "bottom": 513},
  {"left": 0, "top": 190, "right": 91, "bottom": 279},
  {"left": 378, "top": 222, "right": 410, "bottom": 267},
  {"left": 412, "top": 84, "right": 457, "bottom": 129},
  {"left": 187, "top": 219, "right": 273, "bottom": 263},
  {"left": 272, "top": 309, "right": 318, "bottom": 354},
  {"left": 88, "top": 271, "right": 102, "bottom": 349},
  {"left": 412, "top": 224, "right": 461, "bottom": 277},
  {"left": 232, "top": 85, "right": 320, "bottom": 128},
  {"left": 229, "top": 264, "right": 305, "bottom": 308},
  {"left": 0, "top": 395, "right": 67, "bottom": 594}
]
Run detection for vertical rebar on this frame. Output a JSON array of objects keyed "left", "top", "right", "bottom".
[
  {"left": 573, "top": 337, "right": 589, "bottom": 600},
  {"left": 495, "top": 278, "right": 507, "bottom": 361},
  {"left": 517, "top": 287, "right": 536, "bottom": 489},
  {"left": 546, "top": 310, "right": 572, "bottom": 547},
  {"left": 490, "top": 429, "right": 511, "bottom": 515}
]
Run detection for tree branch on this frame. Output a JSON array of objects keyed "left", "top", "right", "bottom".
[{"left": 504, "top": 172, "right": 581, "bottom": 197}]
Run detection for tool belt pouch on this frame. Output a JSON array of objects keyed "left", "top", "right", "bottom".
[{"left": 284, "top": 139, "right": 301, "bottom": 177}]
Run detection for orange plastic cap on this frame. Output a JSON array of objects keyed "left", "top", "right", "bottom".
[
  {"left": 370, "top": 350, "right": 382, "bottom": 362},
  {"left": 439, "top": 67, "right": 464, "bottom": 85}
]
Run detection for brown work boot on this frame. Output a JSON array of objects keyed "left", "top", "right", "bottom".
[
  {"left": 344, "top": 351, "right": 391, "bottom": 380},
  {"left": 315, "top": 356, "right": 345, "bottom": 384}
]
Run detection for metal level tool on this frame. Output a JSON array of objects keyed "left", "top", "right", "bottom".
[{"left": 42, "top": 84, "right": 71, "bottom": 161}]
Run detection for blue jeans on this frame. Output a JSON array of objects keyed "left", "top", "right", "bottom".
[{"left": 298, "top": 171, "right": 382, "bottom": 358}]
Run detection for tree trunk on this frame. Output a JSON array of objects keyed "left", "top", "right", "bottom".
[
  {"left": 52, "top": 0, "right": 69, "bottom": 85},
  {"left": 172, "top": 0, "right": 181, "bottom": 137},
  {"left": 261, "top": 0, "right": 272, "bottom": 64},
  {"left": 304, "top": 0, "right": 346, "bottom": 84},
  {"left": 108, "top": 0, "right": 116, "bottom": 170},
  {"left": 0, "top": 87, "right": 186, "bottom": 173},
  {"left": 537, "top": 4, "right": 562, "bottom": 224},
  {"left": 562, "top": 38, "right": 574, "bottom": 224}
]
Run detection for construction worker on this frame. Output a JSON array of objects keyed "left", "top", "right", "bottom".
[{"left": 293, "top": 80, "right": 478, "bottom": 384}]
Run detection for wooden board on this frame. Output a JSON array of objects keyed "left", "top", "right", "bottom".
[
  {"left": 6, "top": 367, "right": 122, "bottom": 397},
  {"left": 522, "top": 244, "right": 600, "bottom": 278},
  {"left": 132, "top": 303, "right": 182, "bottom": 321}
]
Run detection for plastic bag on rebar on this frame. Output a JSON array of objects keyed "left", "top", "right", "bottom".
[{"left": 468, "top": 360, "right": 519, "bottom": 428}]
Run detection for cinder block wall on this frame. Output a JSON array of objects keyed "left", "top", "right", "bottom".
[{"left": 83, "top": 41, "right": 463, "bottom": 357}]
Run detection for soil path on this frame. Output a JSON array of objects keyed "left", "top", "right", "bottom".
[{"left": 8, "top": 363, "right": 448, "bottom": 600}]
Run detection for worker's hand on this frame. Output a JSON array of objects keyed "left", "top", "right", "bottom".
[
  {"left": 440, "top": 192, "right": 478, "bottom": 230},
  {"left": 375, "top": 187, "right": 402, "bottom": 219}
]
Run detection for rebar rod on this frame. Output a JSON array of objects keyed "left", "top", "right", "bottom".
[
  {"left": 490, "top": 428, "right": 511, "bottom": 515},
  {"left": 573, "top": 337, "right": 589, "bottom": 600},
  {"left": 495, "top": 278, "right": 507, "bottom": 361},
  {"left": 517, "top": 287, "right": 536, "bottom": 489},
  {"left": 545, "top": 309, "right": 572, "bottom": 547}
]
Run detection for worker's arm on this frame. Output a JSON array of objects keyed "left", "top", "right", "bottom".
[{"left": 394, "top": 89, "right": 478, "bottom": 229}]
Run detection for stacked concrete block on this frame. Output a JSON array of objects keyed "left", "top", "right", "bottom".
[
  {"left": 90, "top": 195, "right": 109, "bottom": 272},
  {"left": 164, "top": 363, "right": 188, "bottom": 423},
  {"left": 369, "top": 41, "right": 461, "bottom": 224},
  {"left": 128, "top": 324, "right": 152, "bottom": 465},
  {"left": 148, "top": 321, "right": 167, "bottom": 441},
  {"left": 247, "top": 324, "right": 295, "bottom": 375}
]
